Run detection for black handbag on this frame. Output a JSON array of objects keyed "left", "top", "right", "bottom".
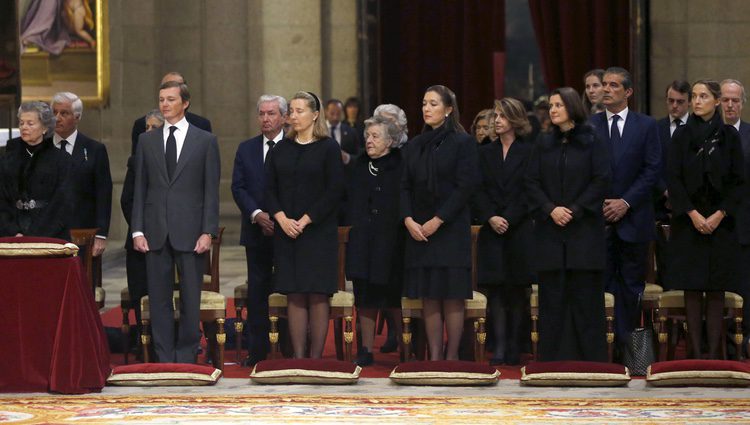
[{"left": 620, "top": 294, "right": 656, "bottom": 376}]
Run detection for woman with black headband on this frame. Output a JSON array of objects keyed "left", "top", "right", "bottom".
[
  {"left": 401, "top": 85, "right": 480, "bottom": 361},
  {"left": 264, "top": 91, "right": 345, "bottom": 358}
]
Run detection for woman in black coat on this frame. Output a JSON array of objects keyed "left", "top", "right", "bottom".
[
  {"left": 345, "top": 115, "right": 406, "bottom": 366},
  {"left": 667, "top": 79, "right": 744, "bottom": 359},
  {"left": 0, "top": 101, "right": 72, "bottom": 240},
  {"left": 474, "top": 97, "right": 534, "bottom": 365},
  {"left": 525, "top": 87, "right": 611, "bottom": 361},
  {"left": 401, "top": 85, "right": 480, "bottom": 361},
  {"left": 265, "top": 91, "right": 345, "bottom": 359}
]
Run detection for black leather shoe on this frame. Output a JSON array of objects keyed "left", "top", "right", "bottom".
[
  {"left": 355, "top": 348, "right": 374, "bottom": 367},
  {"left": 380, "top": 337, "right": 398, "bottom": 354}
]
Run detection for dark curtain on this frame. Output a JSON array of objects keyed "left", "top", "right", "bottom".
[
  {"left": 528, "top": 0, "right": 630, "bottom": 93},
  {"left": 380, "top": 0, "right": 505, "bottom": 137}
]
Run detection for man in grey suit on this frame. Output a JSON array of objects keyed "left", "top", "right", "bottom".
[
  {"left": 720, "top": 79, "right": 750, "bottom": 358},
  {"left": 132, "top": 80, "right": 221, "bottom": 363}
]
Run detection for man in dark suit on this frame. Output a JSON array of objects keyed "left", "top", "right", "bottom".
[
  {"left": 231, "top": 94, "right": 287, "bottom": 365},
  {"left": 325, "top": 99, "right": 361, "bottom": 164},
  {"left": 653, "top": 80, "right": 690, "bottom": 286},
  {"left": 720, "top": 79, "right": 750, "bottom": 357},
  {"left": 132, "top": 81, "right": 220, "bottom": 363},
  {"left": 51, "top": 92, "right": 112, "bottom": 259},
  {"left": 130, "top": 72, "right": 212, "bottom": 155},
  {"left": 591, "top": 67, "right": 661, "bottom": 344}
]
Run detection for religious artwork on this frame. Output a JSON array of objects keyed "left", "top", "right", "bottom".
[{"left": 17, "top": 0, "right": 109, "bottom": 106}]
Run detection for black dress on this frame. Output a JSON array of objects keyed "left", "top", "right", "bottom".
[
  {"left": 525, "top": 124, "right": 611, "bottom": 361},
  {"left": 400, "top": 125, "right": 480, "bottom": 300},
  {"left": 345, "top": 150, "right": 404, "bottom": 308},
  {"left": 666, "top": 111, "right": 744, "bottom": 292},
  {"left": 0, "top": 138, "right": 72, "bottom": 240},
  {"left": 474, "top": 138, "right": 533, "bottom": 286},
  {"left": 265, "top": 137, "right": 345, "bottom": 295}
]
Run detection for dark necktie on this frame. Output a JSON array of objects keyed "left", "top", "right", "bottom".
[
  {"left": 610, "top": 115, "right": 621, "bottom": 144},
  {"left": 330, "top": 124, "right": 339, "bottom": 142},
  {"left": 166, "top": 126, "right": 177, "bottom": 179},
  {"left": 60, "top": 140, "right": 71, "bottom": 155},
  {"left": 264, "top": 139, "right": 275, "bottom": 162},
  {"left": 674, "top": 118, "right": 682, "bottom": 127}
]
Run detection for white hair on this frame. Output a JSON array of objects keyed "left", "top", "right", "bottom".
[
  {"left": 373, "top": 104, "right": 408, "bottom": 147},
  {"left": 257, "top": 95, "right": 288, "bottom": 116},
  {"left": 51, "top": 92, "right": 83, "bottom": 119}
]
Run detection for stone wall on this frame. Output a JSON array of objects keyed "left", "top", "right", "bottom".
[
  {"left": 75, "top": 0, "right": 359, "bottom": 244},
  {"left": 650, "top": 0, "right": 750, "bottom": 119}
]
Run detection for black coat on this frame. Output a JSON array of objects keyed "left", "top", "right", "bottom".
[
  {"left": 0, "top": 139, "right": 73, "bottom": 240},
  {"left": 400, "top": 127, "right": 480, "bottom": 269},
  {"left": 525, "top": 124, "right": 611, "bottom": 271},
  {"left": 344, "top": 149, "right": 404, "bottom": 286},
  {"left": 666, "top": 112, "right": 744, "bottom": 291},
  {"left": 265, "top": 137, "right": 345, "bottom": 294},
  {"left": 474, "top": 138, "right": 534, "bottom": 285},
  {"left": 67, "top": 132, "right": 112, "bottom": 237}
]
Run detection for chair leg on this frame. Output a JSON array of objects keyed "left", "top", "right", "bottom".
[
  {"left": 530, "top": 314, "right": 538, "bottom": 361},
  {"left": 141, "top": 319, "right": 151, "bottom": 363},
  {"left": 657, "top": 314, "right": 668, "bottom": 362},
  {"left": 334, "top": 319, "right": 344, "bottom": 360},
  {"left": 606, "top": 315, "right": 614, "bottom": 363},
  {"left": 122, "top": 306, "right": 131, "bottom": 364},
  {"left": 269, "top": 316, "right": 279, "bottom": 359},
  {"left": 402, "top": 317, "right": 412, "bottom": 362},
  {"left": 234, "top": 306, "right": 244, "bottom": 363},
  {"left": 735, "top": 311, "right": 744, "bottom": 360},
  {"left": 216, "top": 318, "right": 225, "bottom": 370},
  {"left": 476, "top": 318, "right": 486, "bottom": 363},
  {"left": 344, "top": 315, "right": 353, "bottom": 362}
]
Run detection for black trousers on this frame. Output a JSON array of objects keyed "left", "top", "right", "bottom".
[
  {"left": 125, "top": 248, "right": 148, "bottom": 327},
  {"left": 146, "top": 238, "right": 205, "bottom": 363},
  {"left": 245, "top": 238, "right": 273, "bottom": 362},
  {"left": 538, "top": 269, "right": 608, "bottom": 362},
  {"left": 605, "top": 229, "right": 649, "bottom": 342}
]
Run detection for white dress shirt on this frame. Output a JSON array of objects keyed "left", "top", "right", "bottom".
[
  {"left": 53, "top": 130, "right": 78, "bottom": 154},
  {"left": 163, "top": 116, "right": 190, "bottom": 161},
  {"left": 605, "top": 107, "right": 629, "bottom": 138},
  {"left": 670, "top": 112, "right": 689, "bottom": 136},
  {"left": 251, "top": 130, "right": 284, "bottom": 222}
]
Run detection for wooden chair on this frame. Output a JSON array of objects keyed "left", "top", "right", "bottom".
[
  {"left": 268, "top": 226, "right": 355, "bottom": 361},
  {"left": 139, "top": 228, "right": 227, "bottom": 369},
  {"left": 656, "top": 290, "right": 744, "bottom": 361},
  {"left": 530, "top": 284, "right": 616, "bottom": 362},
  {"left": 69, "top": 228, "right": 103, "bottom": 309},
  {"left": 401, "top": 225, "right": 487, "bottom": 362}
]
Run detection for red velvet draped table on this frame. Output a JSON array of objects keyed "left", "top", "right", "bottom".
[{"left": 0, "top": 255, "right": 110, "bottom": 393}]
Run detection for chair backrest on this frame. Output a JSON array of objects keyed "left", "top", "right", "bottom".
[
  {"left": 203, "top": 227, "right": 225, "bottom": 293},
  {"left": 470, "top": 225, "right": 480, "bottom": 290},
  {"left": 69, "top": 228, "right": 98, "bottom": 291},
  {"left": 337, "top": 226, "right": 351, "bottom": 291}
]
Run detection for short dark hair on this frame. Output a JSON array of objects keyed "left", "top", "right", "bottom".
[
  {"left": 604, "top": 66, "right": 633, "bottom": 90},
  {"left": 666, "top": 80, "right": 691, "bottom": 101},
  {"left": 325, "top": 98, "right": 343, "bottom": 110},
  {"left": 692, "top": 79, "right": 721, "bottom": 100},
  {"left": 159, "top": 80, "right": 191, "bottom": 103},
  {"left": 550, "top": 87, "right": 588, "bottom": 126}
]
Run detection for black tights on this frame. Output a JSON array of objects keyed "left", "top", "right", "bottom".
[
  {"left": 684, "top": 290, "right": 724, "bottom": 359},
  {"left": 487, "top": 286, "right": 526, "bottom": 363},
  {"left": 287, "top": 293, "right": 330, "bottom": 358}
]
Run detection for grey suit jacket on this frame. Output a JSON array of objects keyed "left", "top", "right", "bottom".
[{"left": 131, "top": 123, "right": 220, "bottom": 252}]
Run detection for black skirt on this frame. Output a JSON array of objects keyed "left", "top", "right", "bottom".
[{"left": 403, "top": 267, "right": 472, "bottom": 300}]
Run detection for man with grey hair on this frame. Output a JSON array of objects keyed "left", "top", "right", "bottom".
[
  {"left": 231, "top": 94, "right": 288, "bottom": 365},
  {"left": 51, "top": 91, "right": 112, "bottom": 259},
  {"left": 720, "top": 79, "right": 750, "bottom": 357}
]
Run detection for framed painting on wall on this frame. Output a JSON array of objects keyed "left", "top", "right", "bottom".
[{"left": 17, "top": 0, "right": 109, "bottom": 106}]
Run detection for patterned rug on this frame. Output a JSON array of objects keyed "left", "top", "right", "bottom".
[{"left": 2, "top": 394, "right": 750, "bottom": 424}]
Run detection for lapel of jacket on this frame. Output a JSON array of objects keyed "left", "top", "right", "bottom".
[
  {"left": 593, "top": 113, "right": 615, "bottom": 168},
  {"left": 615, "top": 111, "right": 638, "bottom": 166},
  {"left": 171, "top": 124, "right": 199, "bottom": 182},
  {"left": 152, "top": 130, "right": 169, "bottom": 183},
  {"left": 71, "top": 136, "right": 86, "bottom": 163}
]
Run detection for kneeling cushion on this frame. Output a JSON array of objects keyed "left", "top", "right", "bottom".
[
  {"left": 521, "top": 361, "right": 630, "bottom": 387},
  {"left": 106, "top": 363, "right": 222, "bottom": 386},
  {"left": 389, "top": 360, "right": 500, "bottom": 386},
  {"left": 646, "top": 360, "right": 750, "bottom": 387},
  {"left": 250, "top": 359, "right": 361, "bottom": 384},
  {"left": 0, "top": 236, "right": 79, "bottom": 257}
]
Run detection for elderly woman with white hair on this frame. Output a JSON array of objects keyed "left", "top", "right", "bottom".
[
  {"left": 345, "top": 115, "right": 406, "bottom": 366},
  {"left": 0, "top": 101, "right": 72, "bottom": 239},
  {"left": 374, "top": 103, "right": 409, "bottom": 147}
]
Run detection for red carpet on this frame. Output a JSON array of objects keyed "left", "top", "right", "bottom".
[{"left": 100, "top": 301, "right": 526, "bottom": 379}]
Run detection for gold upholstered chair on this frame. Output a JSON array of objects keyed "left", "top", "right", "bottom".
[
  {"left": 400, "top": 225, "right": 488, "bottom": 362},
  {"left": 530, "top": 285, "right": 616, "bottom": 362},
  {"left": 267, "top": 226, "right": 355, "bottom": 361},
  {"left": 656, "top": 290, "right": 744, "bottom": 361},
  {"left": 138, "top": 228, "right": 227, "bottom": 369}
]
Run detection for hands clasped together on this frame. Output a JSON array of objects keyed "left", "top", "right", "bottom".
[
  {"left": 275, "top": 212, "right": 312, "bottom": 239},
  {"left": 405, "top": 216, "right": 444, "bottom": 241},
  {"left": 688, "top": 210, "right": 725, "bottom": 235}
]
